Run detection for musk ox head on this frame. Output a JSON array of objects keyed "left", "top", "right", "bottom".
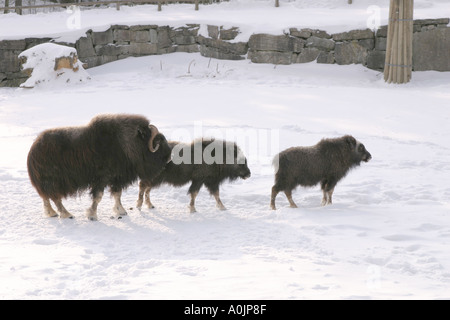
[
  {"left": 139, "top": 124, "right": 171, "bottom": 164},
  {"left": 345, "top": 135, "right": 372, "bottom": 164},
  {"left": 235, "top": 146, "right": 251, "bottom": 180}
]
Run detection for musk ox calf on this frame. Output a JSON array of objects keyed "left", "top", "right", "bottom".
[
  {"left": 27, "top": 114, "right": 171, "bottom": 220},
  {"left": 137, "top": 138, "right": 251, "bottom": 213},
  {"left": 270, "top": 135, "right": 371, "bottom": 210}
]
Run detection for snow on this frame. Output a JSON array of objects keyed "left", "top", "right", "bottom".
[
  {"left": 1, "top": 51, "right": 450, "bottom": 299},
  {"left": 18, "top": 43, "right": 90, "bottom": 88},
  {"left": 0, "top": 0, "right": 449, "bottom": 42},
  {"left": 1, "top": 0, "right": 450, "bottom": 300}
]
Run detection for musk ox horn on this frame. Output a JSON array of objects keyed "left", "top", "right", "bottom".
[{"left": 148, "top": 125, "right": 160, "bottom": 153}]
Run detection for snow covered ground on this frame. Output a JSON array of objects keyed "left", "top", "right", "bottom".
[{"left": 1, "top": 51, "right": 450, "bottom": 299}]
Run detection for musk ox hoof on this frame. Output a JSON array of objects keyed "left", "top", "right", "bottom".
[
  {"left": 88, "top": 216, "right": 98, "bottom": 221},
  {"left": 270, "top": 204, "right": 276, "bottom": 210},
  {"left": 189, "top": 206, "right": 197, "bottom": 214},
  {"left": 46, "top": 212, "right": 59, "bottom": 218},
  {"left": 289, "top": 204, "right": 298, "bottom": 208}
]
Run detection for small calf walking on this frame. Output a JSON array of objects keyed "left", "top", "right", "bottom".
[{"left": 270, "top": 135, "right": 371, "bottom": 210}]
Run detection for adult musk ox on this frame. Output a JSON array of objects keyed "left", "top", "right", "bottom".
[
  {"left": 27, "top": 114, "right": 171, "bottom": 220},
  {"left": 270, "top": 135, "right": 371, "bottom": 210},
  {"left": 137, "top": 138, "right": 251, "bottom": 213}
]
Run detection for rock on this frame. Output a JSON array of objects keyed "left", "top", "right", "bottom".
[
  {"left": 92, "top": 29, "right": 113, "bottom": 46},
  {"left": 310, "top": 29, "right": 332, "bottom": 39},
  {"left": 366, "top": 50, "right": 386, "bottom": 71},
  {"left": 219, "top": 27, "right": 240, "bottom": 41},
  {"left": 334, "top": 41, "right": 369, "bottom": 65},
  {"left": 305, "top": 36, "right": 335, "bottom": 51},
  {"left": 113, "top": 26, "right": 131, "bottom": 44},
  {"left": 376, "top": 26, "right": 388, "bottom": 38},
  {"left": 0, "top": 49, "right": 21, "bottom": 73},
  {"left": 207, "top": 25, "right": 219, "bottom": 39},
  {"left": 129, "top": 42, "right": 158, "bottom": 56},
  {"left": 293, "top": 48, "right": 320, "bottom": 63},
  {"left": 132, "top": 30, "right": 151, "bottom": 43},
  {"left": 413, "top": 27, "right": 450, "bottom": 71},
  {"left": 375, "top": 37, "right": 387, "bottom": 51},
  {"left": 317, "top": 51, "right": 335, "bottom": 64},
  {"left": 248, "top": 50, "right": 292, "bottom": 64},
  {"left": 94, "top": 44, "right": 123, "bottom": 56},
  {"left": 332, "top": 29, "right": 374, "bottom": 41},
  {"left": 200, "top": 45, "right": 245, "bottom": 60},
  {"left": 414, "top": 18, "right": 450, "bottom": 27},
  {"left": 0, "top": 40, "right": 26, "bottom": 50},
  {"left": 290, "top": 28, "right": 312, "bottom": 39},
  {"left": 248, "top": 34, "right": 293, "bottom": 52},
  {"left": 175, "top": 44, "right": 199, "bottom": 53},
  {"left": 292, "top": 37, "right": 306, "bottom": 53},
  {"left": 76, "top": 36, "right": 96, "bottom": 58},
  {"left": 157, "top": 27, "right": 172, "bottom": 49}
]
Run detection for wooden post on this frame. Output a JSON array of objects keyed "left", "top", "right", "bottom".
[
  {"left": 384, "top": 0, "right": 414, "bottom": 84},
  {"left": 195, "top": 0, "right": 199, "bottom": 11},
  {"left": 4, "top": 0, "right": 9, "bottom": 14},
  {"left": 158, "top": 0, "right": 162, "bottom": 11},
  {"left": 275, "top": 0, "right": 279, "bottom": 7},
  {"left": 15, "top": 0, "right": 22, "bottom": 15}
]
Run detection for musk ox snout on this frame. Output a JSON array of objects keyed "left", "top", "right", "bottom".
[
  {"left": 270, "top": 135, "right": 371, "bottom": 210},
  {"left": 239, "top": 164, "right": 251, "bottom": 180},
  {"left": 355, "top": 140, "right": 372, "bottom": 163}
]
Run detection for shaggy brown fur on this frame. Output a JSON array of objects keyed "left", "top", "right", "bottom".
[
  {"left": 137, "top": 139, "right": 251, "bottom": 213},
  {"left": 27, "top": 114, "right": 171, "bottom": 220},
  {"left": 270, "top": 135, "right": 371, "bottom": 210}
]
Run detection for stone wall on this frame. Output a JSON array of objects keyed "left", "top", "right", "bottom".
[{"left": 1, "top": 18, "right": 449, "bottom": 87}]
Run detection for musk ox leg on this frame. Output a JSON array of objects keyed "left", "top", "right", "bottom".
[
  {"left": 43, "top": 198, "right": 58, "bottom": 218},
  {"left": 205, "top": 182, "right": 226, "bottom": 211},
  {"left": 284, "top": 189, "right": 298, "bottom": 208},
  {"left": 321, "top": 180, "right": 336, "bottom": 206},
  {"left": 270, "top": 185, "right": 280, "bottom": 210},
  {"left": 189, "top": 191, "right": 199, "bottom": 213},
  {"left": 188, "top": 181, "right": 203, "bottom": 213},
  {"left": 86, "top": 191, "right": 104, "bottom": 221},
  {"left": 137, "top": 181, "right": 153, "bottom": 210},
  {"left": 143, "top": 187, "right": 155, "bottom": 209},
  {"left": 213, "top": 191, "right": 226, "bottom": 211},
  {"left": 321, "top": 187, "right": 335, "bottom": 206},
  {"left": 54, "top": 199, "right": 74, "bottom": 219},
  {"left": 112, "top": 191, "right": 127, "bottom": 217}
]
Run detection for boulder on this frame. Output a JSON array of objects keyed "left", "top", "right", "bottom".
[{"left": 413, "top": 27, "right": 450, "bottom": 71}]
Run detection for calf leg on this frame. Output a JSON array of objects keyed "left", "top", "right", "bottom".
[
  {"left": 137, "top": 181, "right": 154, "bottom": 210},
  {"left": 43, "top": 198, "right": 58, "bottom": 218},
  {"left": 321, "top": 180, "right": 336, "bottom": 206},
  {"left": 86, "top": 190, "right": 103, "bottom": 221},
  {"left": 188, "top": 180, "right": 203, "bottom": 213},
  {"left": 205, "top": 182, "right": 226, "bottom": 210},
  {"left": 144, "top": 187, "right": 154, "bottom": 209},
  {"left": 270, "top": 185, "right": 280, "bottom": 210},
  {"left": 213, "top": 191, "right": 226, "bottom": 210},
  {"left": 53, "top": 198, "right": 74, "bottom": 219},
  {"left": 284, "top": 189, "right": 298, "bottom": 208},
  {"left": 112, "top": 190, "right": 127, "bottom": 217}
]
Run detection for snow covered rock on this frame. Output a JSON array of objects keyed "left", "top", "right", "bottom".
[{"left": 18, "top": 43, "right": 90, "bottom": 88}]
